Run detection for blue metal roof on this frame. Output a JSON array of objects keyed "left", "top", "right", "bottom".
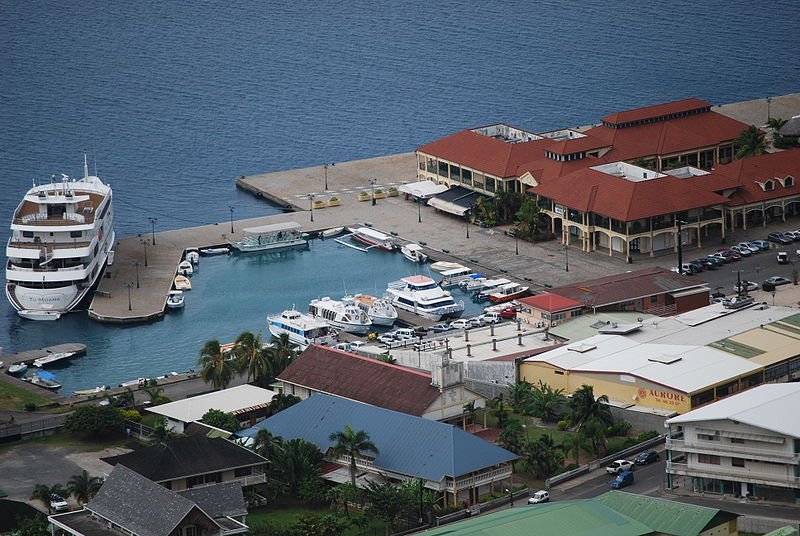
[{"left": 238, "top": 394, "right": 517, "bottom": 482}]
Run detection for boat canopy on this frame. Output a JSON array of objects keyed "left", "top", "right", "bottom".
[
  {"left": 440, "top": 267, "right": 472, "bottom": 277},
  {"left": 242, "top": 221, "right": 302, "bottom": 235},
  {"left": 37, "top": 370, "right": 57, "bottom": 380}
]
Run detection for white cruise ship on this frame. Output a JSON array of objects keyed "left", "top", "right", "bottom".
[
  {"left": 308, "top": 297, "right": 373, "bottom": 335},
  {"left": 267, "top": 309, "right": 338, "bottom": 349},
  {"left": 6, "top": 156, "right": 115, "bottom": 320},
  {"left": 386, "top": 275, "right": 464, "bottom": 321}
]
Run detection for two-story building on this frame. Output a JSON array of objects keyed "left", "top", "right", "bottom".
[{"left": 666, "top": 383, "right": 800, "bottom": 503}]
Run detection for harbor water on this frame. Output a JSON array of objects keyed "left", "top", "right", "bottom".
[
  {"left": 2, "top": 0, "right": 799, "bottom": 390},
  {"left": 4, "top": 241, "right": 487, "bottom": 394}
]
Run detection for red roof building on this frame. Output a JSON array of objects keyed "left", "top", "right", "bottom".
[
  {"left": 276, "top": 345, "right": 484, "bottom": 424},
  {"left": 515, "top": 293, "right": 583, "bottom": 326}
]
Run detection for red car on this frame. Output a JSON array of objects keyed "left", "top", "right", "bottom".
[
  {"left": 499, "top": 305, "right": 518, "bottom": 319},
  {"left": 716, "top": 248, "right": 742, "bottom": 261}
]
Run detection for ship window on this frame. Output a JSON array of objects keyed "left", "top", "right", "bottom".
[
  {"left": 70, "top": 231, "right": 82, "bottom": 238},
  {"left": 22, "top": 231, "right": 34, "bottom": 238}
]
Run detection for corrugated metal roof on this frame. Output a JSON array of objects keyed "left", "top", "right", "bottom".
[
  {"left": 667, "top": 383, "right": 800, "bottom": 437},
  {"left": 594, "top": 491, "right": 728, "bottom": 536},
  {"left": 237, "top": 394, "right": 517, "bottom": 482},
  {"left": 146, "top": 384, "right": 277, "bottom": 423}
]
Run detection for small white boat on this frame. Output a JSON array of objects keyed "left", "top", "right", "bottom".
[
  {"left": 74, "top": 385, "right": 109, "bottom": 396},
  {"left": 8, "top": 363, "right": 28, "bottom": 376},
  {"left": 345, "top": 294, "right": 398, "bottom": 327},
  {"left": 430, "top": 261, "right": 464, "bottom": 273},
  {"left": 120, "top": 377, "right": 147, "bottom": 388},
  {"left": 322, "top": 226, "right": 345, "bottom": 238},
  {"left": 174, "top": 275, "right": 192, "bottom": 291},
  {"left": 309, "top": 297, "right": 373, "bottom": 334},
  {"left": 348, "top": 227, "right": 396, "bottom": 251},
  {"left": 167, "top": 290, "right": 185, "bottom": 309},
  {"left": 439, "top": 267, "right": 474, "bottom": 289},
  {"left": 27, "top": 371, "right": 61, "bottom": 390},
  {"left": 185, "top": 249, "right": 200, "bottom": 265},
  {"left": 33, "top": 351, "right": 76, "bottom": 368},
  {"left": 199, "top": 246, "right": 230, "bottom": 256},
  {"left": 401, "top": 243, "right": 428, "bottom": 263},
  {"left": 178, "top": 260, "right": 194, "bottom": 276},
  {"left": 18, "top": 310, "right": 62, "bottom": 321}
]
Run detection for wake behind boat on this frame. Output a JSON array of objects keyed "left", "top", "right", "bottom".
[{"left": 6, "top": 154, "right": 115, "bottom": 320}]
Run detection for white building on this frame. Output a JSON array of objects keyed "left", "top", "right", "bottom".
[{"left": 666, "top": 383, "right": 800, "bottom": 503}]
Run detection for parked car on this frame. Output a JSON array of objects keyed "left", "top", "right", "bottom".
[
  {"left": 499, "top": 305, "right": 519, "bottom": 319},
  {"left": 777, "top": 252, "right": 790, "bottom": 264},
  {"left": 692, "top": 258, "right": 715, "bottom": 270},
  {"left": 528, "top": 490, "right": 550, "bottom": 504},
  {"left": 333, "top": 342, "right": 352, "bottom": 351},
  {"left": 717, "top": 248, "right": 742, "bottom": 261},
  {"left": 466, "top": 317, "right": 485, "bottom": 328},
  {"left": 449, "top": 319, "right": 469, "bottom": 330},
  {"left": 763, "top": 276, "right": 791, "bottom": 287},
  {"left": 349, "top": 341, "right": 366, "bottom": 350},
  {"left": 708, "top": 252, "right": 731, "bottom": 264},
  {"left": 705, "top": 256, "right": 725, "bottom": 268},
  {"left": 392, "top": 328, "right": 416, "bottom": 340},
  {"left": 784, "top": 230, "right": 800, "bottom": 241},
  {"left": 768, "top": 232, "right": 793, "bottom": 245},
  {"left": 733, "top": 281, "right": 758, "bottom": 293},
  {"left": 429, "top": 322, "right": 453, "bottom": 333},
  {"left": 738, "top": 242, "right": 761, "bottom": 254},
  {"left": 687, "top": 260, "right": 706, "bottom": 272},
  {"left": 605, "top": 459, "right": 634, "bottom": 474},
  {"left": 50, "top": 494, "right": 69, "bottom": 512},
  {"left": 751, "top": 239, "right": 770, "bottom": 250},
  {"left": 634, "top": 450, "right": 661, "bottom": 465},
  {"left": 377, "top": 334, "right": 396, "bottom": 345},
  {"left": 730, "top": 245, "right": 752, "bottom": 257},
  {"left": 479, "top": 312, "right": 503, "bottom": 324},
  {"left": 610, "top": 471, "right": 635, "bottom": 489}
]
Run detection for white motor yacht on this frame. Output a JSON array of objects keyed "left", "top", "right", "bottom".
[
  {"left": 267, "top": 309, "right": 338, "bottom": 350},
  {"left": 345, "top": 294, "right": 398, "bottom": 326},
  {"left": 177, "top": 260, "right": 193, "bottom": 276},
  {"left": 309, "top": 297, "right": 373, "bottom": 334},
  {"left": 6, "top": 154, "right": 115, "bottom": 319},
  {"left": 401, "top": 243, "right": 428, "bottom": 263},
  {"left": 166, "top": 290, "right": 185, "bottom": 309},
  {"left": 386, "top": 275, "right": 464, "bottom": 321}
]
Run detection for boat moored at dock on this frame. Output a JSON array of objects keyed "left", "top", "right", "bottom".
[
  {"left": 230, "top": 222, "right": 308, "bottom": 253},
  {"left": 344, "top": 294, "right": 397, "bottom": 326},
  {"left": 8, "top": 363, "right": 28, "bottom": 376},
  {"left": 401, "top": 243, "right": 427, "bottom": 263},
  {"left": 347, "top": 227, "right": 396, "bottom": 251},
  {"left": 174, "top": 275, "right": 192, "bottom": 291},
  {"left": 439, "top": 267, "right": 475, "bottom": 289},
  {"left": 199, "top": 246, "right": 230, "bottom": 256},
  {"left": 33, "top": 350, "right": 77, "bottom": 368},
  {"left": 309, "top": 297, "right": 373, "bottom": 334},
  {"left": 487, "top": 282, "right": 530, "bottom": 303},
  {"left": 167, "top": 290, "right": 185, "bottom": 309},
  {"left": 267, "top": 309, "right": 338, "bottom": 349},
  {"left": 6, "top": 154, "right": 115, "bottom": 320},
  {"left": 386, "top": 275, "right": 464, "bottom": 321}
]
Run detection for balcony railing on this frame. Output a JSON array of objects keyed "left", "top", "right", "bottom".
[
  {"left": 452, "top": 467, "right": 512, "bottom": 491},
  {"left": 667, "top": 438, "right": 799, "bottom": 462},
  {"left": 18, "top": 212, "right": 86, "bottom": 225},
  {"left": 667, "top": 461, "right": 800, "bottom": 487}
]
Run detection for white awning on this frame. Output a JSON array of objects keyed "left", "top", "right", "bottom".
[
  {"left": 398, "top": 180, "right": 449, "bottom": 199},
  {"left": 242, "top": 221, "right": 302, "bottom": 234},
  {"left": 427, "top": 197, "right": 470, "bottom": 216}
]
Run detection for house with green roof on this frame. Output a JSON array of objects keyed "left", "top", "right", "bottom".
[{"left": 422, "top": 491, "right": 738, "bottom": 536}]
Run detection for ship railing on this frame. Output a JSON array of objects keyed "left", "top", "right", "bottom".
[
  {"left": 387, "top": 280, "right": 407, "bottom": 290},
  {"left": 18, "top": 212, "right": 86, "bottom": 225}
]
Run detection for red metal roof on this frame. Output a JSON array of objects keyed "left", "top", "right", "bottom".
[
  {"left": 277, "top": 345, "right": 441, "bottom": 417},
  {"left": 710, "top": 148, "right": 800, "bottom": 206},
  {"left": 601, "top": 98, "right": 711, "bottom": 126},
  {"left": 517, "top": 293, "right": 582, "bottom": 312}
]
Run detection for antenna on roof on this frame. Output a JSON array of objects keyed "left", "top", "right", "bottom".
[{"left": 83, "top": 150, "right": 89, "bottom": 179}]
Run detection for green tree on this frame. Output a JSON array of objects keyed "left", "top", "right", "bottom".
[
  {"left": 30, "top": 483, "right": 65, "bottom": 514},
  {"left": 507, "top": 380, "right": 533, "bottom": 413},
  {"left": 270, "top": 393, "right": 302, "bottom": 414},
  {"left": 521, "top": 433, "right": 563, "bottom": 478},
  {"left": 14, "top": 514, "right": 50, "bottom": 536},
  {"left": 200, "top": 408, "right": 240, "bottom": 432},
  {"left": 489, "top": 394, "right": 510, "bottom": 428},
  {"left": 582, "top": 417, "right": 609, "bottom": 454},
  {"left": 498, "top": 418, "right": 525, "bottom": 453},
  {"left": 462, "top": 401, "right": 477, "bottom": 426},
  {"left": 64, "top": 405, "right": 123, "bottom": 437},
  {"left": 525, "top": 381, "right": 566, "bottom": 422},
  {"left": 561, "top": 432, "right": 592, "bottom": 465},
  {"left": 266, "top": 333, "right": 299, "bottom": 380},
  {"left": 364, "top": 480, "right": 415, "bottom": 535},
  {"left": 197, "top": 339, "right": 236, "bottom": 390},
  {"left": 735, "top": 125, "right": 767, "bottom": 159},
  {"left": 234, "top": 331, "right": 271, "bottom": 385},
  {"left": 252, "top": 428, "right": 284, "bottom": 474},
  {"left": 108, "top": 388, "right": 135, "bottom": 408},
  {"left": 514, "top": 196, "right": 542, "bottom": 240},
  {"left": 495, "top": 191, "right": 522, "bottom": 224},
  {"left": 376, "top": 354, "right": 396, "bottom": 364},
  {"left": 67, "top": 470, "right": 102, "bottom": 505},
  {"left": 328, "top": 425, "right": 380, "bottom": 487},
  {"left": 766, "top": 117, "right": 787, "bottom": 132},
  {"left": 568, "top": 384, "right": 613, "bottom": 431},
  {"left": 143, "top": 385, "right": 171, "bottom": 406},
  {"left": 327, "top": 482, "right": 357, "bottom": 518},
  {"left": 272, "top": 438, "right": 324, "bottom": 495},
  {"left": 293, "top": 513, "right": 347, "bottom": 536},
  {"left": 149, "top": 416, "right": 180, "bottom": 444}
]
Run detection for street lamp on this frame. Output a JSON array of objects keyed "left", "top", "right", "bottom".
[
  {"left": 767, "top": 96, "right": 772, "bottom": 121},
  {"left": 125, "top": 282, "right": 134, "bottom": 311},
  {"left": 505, "top": 488, "right": 513, "bottom": 507},
  {"left": 148, "top": 217, "right": 158, "bottom": 245},
  {"left": 418, "top": 200, "right": 422, "bottom": 223},
  {"left": 564, "top": 243, "right": 569, "bottom": 272},
  {"left": 465, "top": 210, "right": 470, "bottom": 239},
  {"left": 368, "top": 179, "right": 377, "bottom": 206},
  {"left": 308, "top": 193, "right": 315, "bottom": 222},
  {"left": 140, "top": 238, "right": 149, "bottom": 267},
  {"left": 323, "top": 163, "right": 334, "bottom": 190},
  {"left": 134, "top": 261, "right": 140, "bottom": 289},
  {"left": 676, "top": 219, "right": 688, "bottom": 274},
  {"left": 515, "top": 231, "right": 519, "bottom": 255},
  {"left": 229, "top": 205, "right": 235, "bottom": 234}
]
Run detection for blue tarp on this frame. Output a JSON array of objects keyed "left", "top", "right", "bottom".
[{"left": 36, "top": 370, "right": 57, "bottom": 380}]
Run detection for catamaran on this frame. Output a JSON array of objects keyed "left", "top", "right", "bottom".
[{"left": 6, "top": 154, "right": 115, "bottom": 319}]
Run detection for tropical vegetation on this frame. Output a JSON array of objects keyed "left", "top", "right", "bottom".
[
  {"left": 328, "top": 425, "right": 379, "bottom": 487},
  {"left": 734, "top": 125, "right": 767, "bottom": 159}
]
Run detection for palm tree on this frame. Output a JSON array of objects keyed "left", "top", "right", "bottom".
[
  {"left": 735, "top": 125, "right": 767, "bottom": 159},
  {"left": 252, "top": 428, "right": 283, "bottom": 475},
  {"left": 489, "top": 394, "right": 510, "bottom": 428},
  {"left": 568, "top": 384, "right": 613, "bottom": 431},
  {"left": 582, "top": 417, "right": 609, "bottom": 455},
  {"left": 514, "top": 197, "right": 542, "bottom": 240},
  {"left": 462, "top": 401, "right": 477, "bottom": 427},
  {"left": 507, "top": 380, "right": 533, "bottom": 413},
  {"left": 266, "top": 333, "right": 298, "bottom": 380},
  {"left": 526, "top": 381, "right": 566, "bottom": 422},
  {"left": 498, "top": 418, "right": 525, "bottom": 453},
  {"left": 30, "top": 483, "right": 65, "bottom": 514},
  {"left": 328, "top": 425, "right": 380, "bottom": 487},
  {"left": 766, "top": 117, "right": 787, "bottom": 132},
  {"left": 67, "top": 470, "right": 102, "bottom": 505},
  {"left": 272, "top": 438, "right": 323, "bottom": 494},
  {"left": 197, "top": 339, "right": 235, "bottom": 390},
  {"left": 234, "top": 331, "right": 270, "bottom": 384},
  {"left": 562, "top": 432, "right": 592, "bottom": 465}
]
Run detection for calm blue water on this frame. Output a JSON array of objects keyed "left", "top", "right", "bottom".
[{"left": 1, "top": 0, "right": 799, "bottom": 390}]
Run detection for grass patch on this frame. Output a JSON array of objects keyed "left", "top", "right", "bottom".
[
  {"left": 0, "top": 430, "right": 135, "bottom": 455},
  {"left": 0, "top": 382, "right": 56, "bottom": 412}
]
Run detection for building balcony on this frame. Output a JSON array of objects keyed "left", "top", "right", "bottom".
[
  {"left": 667, "top": 438, "right": 799, "bottom": 463},
  {"left": 451, "top": 466, "right": 512, "bottom": 491},
  {"left": 666, "top": 461, "right": 800, "bottom": 488}
]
